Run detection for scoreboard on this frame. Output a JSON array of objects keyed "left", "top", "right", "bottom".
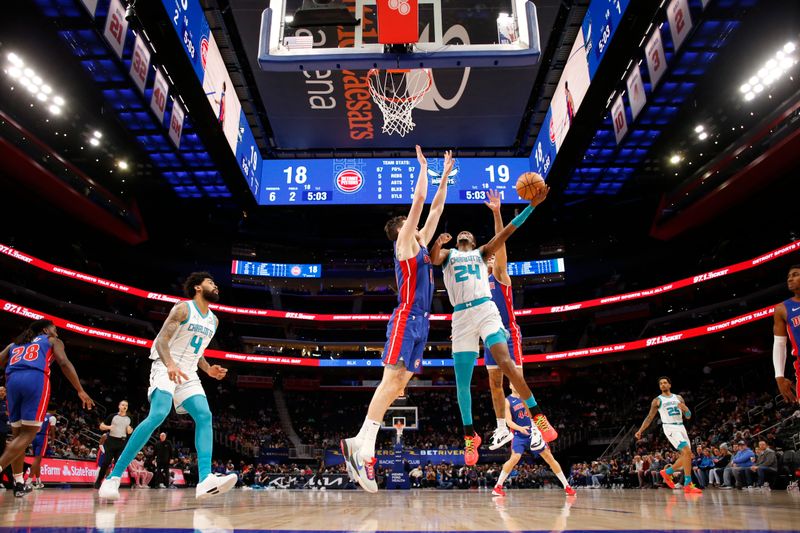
[
  {"left": 507, "top": 258, "right": 565, "bottom": 276},
  {"left": 258, "top": 157, "right": 533, "bottom": 205},
  {"left": 231, "top": 260, "right": 321, "bottom": 278}
]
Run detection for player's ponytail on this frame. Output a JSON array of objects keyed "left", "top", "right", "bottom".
[{"left": 14, "top": 319, "right": 54, "bottom": 344}]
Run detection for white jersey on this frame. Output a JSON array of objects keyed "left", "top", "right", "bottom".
[
  {"left": 442, "top": 249, "right": 491, "bottom": 307},
  {"left": 149, "top": 300, "right": 217, "bottom": 372},
  {"left": 657, "top": 394, "right": 684, "bottom": 425}
]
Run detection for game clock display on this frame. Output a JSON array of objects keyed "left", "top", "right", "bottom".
[
  {"left": 258, "top": 158, "right": 533, "bottom": 205},
  {"left": 231, "top": 260, "right": 321, "bottom": 278}
]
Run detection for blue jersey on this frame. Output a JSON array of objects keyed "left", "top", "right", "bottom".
[
  {"left": 507, "top": 395, "right": 531, "bottom": 430},
  {"left": 5, "top": 336, "right": 55, "bottom": 376},
  {"left": 783, "top": 298, "right": 800, "bottom": 374},
  {"left": 393, "top": 244, "right": 434, "bottom": 314}
]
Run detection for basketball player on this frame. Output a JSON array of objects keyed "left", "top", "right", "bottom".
[
  {"left": 635, "top": 377, "right": 703, "bottom": 494},
  {"left": 771, "top": 264, "right": 800, "bottom": 404},
  {"left": 483, "top": 190, "right": 524, "bottom": 450},
  {"left": 341, "top": 146, "right": 454, "bottom": 493},
  {"left": 28, "top": 411, "right": 57, "bottom": 489},
  {"left": 0, "top": 319, "right": 94, "bottom": 498},
  {"left": 214, "top": 81, "right": 226, "bottom": 126},
  {"left": 94, "top": 400, "right": 133, "bottom": 488},
  {"left": 98, "top": 272, "right": 237, "bottom": 500},
  {"left": 492, "top": 381, "right": 575, "bottom": 497},
  {"left": 430, "top": 188, "right": 557, "bottom": 466}
]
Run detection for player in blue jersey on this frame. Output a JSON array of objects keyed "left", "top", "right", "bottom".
[
  {"left": 431, "top": 187, "right": 557, "bottom": 466},
  {"left": 772, "top": 264, "right": 800, "bottom": 404},
  {"left": 492, "top": 381, "right": 575, "bottom": 497},
  {"left": 0, "top": 319, "right": 94, "bottom": 497},
  {"left": 483, "top": 190, "right": 525, "bottom": 451},
  {"left": 99, "top": 272, "right": 237, "bottom": 500},
  {"left": 341, "top": 146, "right": 454, "bottom": 493},
  {"left": 28, "top": 411, "right": 57, "bottom": 489}
]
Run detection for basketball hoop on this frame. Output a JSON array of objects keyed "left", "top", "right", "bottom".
[
  {"left": 393, "top": 420, "right": 406, "bottom": 444},
  {"left": 367, "top": 68, "right": 432, "bottom": 137}
]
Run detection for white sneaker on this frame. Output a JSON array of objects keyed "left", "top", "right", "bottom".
[
  {"left": 340, "top": 437, "right": 377, "bottom": 493},
  {"left": 488, "top": 427, "right": 514, "bottom": 450},
  {"left": 98, "top": 477, "right": 121, "bottom": 500},
  {"left": 196, "top": 473, "right": 238, "bottom": 500}
]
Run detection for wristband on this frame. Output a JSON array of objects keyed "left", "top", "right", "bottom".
[
  {"left": 684, "top": 410, "right": 691, "bottom": 418},
  {"left": 511, "top": 205, "right": 535, "bottom": 228}
]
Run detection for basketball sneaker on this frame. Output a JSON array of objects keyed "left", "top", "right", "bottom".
[
  {"left": 488, "top": 426, "right": 513, "bottom": 450},
  {"left": 532, "top": 414, "right": 558, "bottom": 442},
  {"left": 98, "top": 476, "right": 121, "bottom": 500},
  {"left": 464, "top": 433, "right": 481, "bottom": 466},
  {"left": 492, "top": 486, "right": 506, "bottom": 497},
  {"left": 32, "top": 480, "right": 45, "bottom": 490},
  {"left": 659, "top": 469, "right": 676, "bottom": 489},
  {"left": 340, "top": 437, "right": 378, "bottom": 493},
  {"left": 683, "top": 483, "right": 703, "bottom": 495},
  {"left": 196, "top": 473, "right": 238, "bottom": 500},
  {"left": 565, "top": 486, "right": 577, "bottom": 496},
  {"left": 13, "top": 482, "right": 31, "bottom": 498}
]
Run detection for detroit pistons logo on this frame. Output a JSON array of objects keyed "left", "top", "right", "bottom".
[
  {"left": 291, "top": 266, "right": 301, "bottom": 277},
  {"left": 200, "top": 38, "right": 209, "bottom": 69},
  {"left": 548, "top": 114, "right": 556, "bottom": 145},
  {"left": 792, "top": 316, "right": 800, "bottom": 328},
  {"left": 388, "top": 0, "right": 411, "bottom": 15},
  {"left": 335, "top": 169, "right": 364, "bottom": 194}
]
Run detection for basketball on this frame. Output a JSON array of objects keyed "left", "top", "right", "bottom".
[{"left": 516, "top": 172, "right": 546, "bottom": 200}]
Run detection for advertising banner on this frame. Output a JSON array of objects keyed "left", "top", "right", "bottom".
[{"left": 24, "top": 457, "right": 185, "bottom": 486}]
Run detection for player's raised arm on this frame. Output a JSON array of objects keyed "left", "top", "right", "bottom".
[
  {"left": 635, "top": 398, "right": 660, "bottom": 440},
  {"left": 772, "top": 303, "right": 796, "bottom": 402},
  {"left": 51, "top": 338, "right": 94, "bottom": 410},
  {"left": 480, "top": 186, "right": 549, "bottom": 258},
  {"left": 677, "top": 395, "right": 692, "bottom": 419},
  {"left": 419, "top": 150, "right": 455, "bottom": 246},
  {"left": 484, "top": 190, "right": 510, "bottom": 282},
  {"left": 0, "top": 343, "right": 11, "bottom": 367},
  {"left": 430, "top": 233, "right": 453, "bottom": 266},
  {"left": 154, "top": 302, "right": 191, "bottom": 384},
  {"left": 396, "top": 145, "right": 430, "bottom": 258}
]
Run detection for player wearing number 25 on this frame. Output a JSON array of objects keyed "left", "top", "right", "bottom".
[
  {"left": 0, "top": 319, "right": 94, "bottom": 497},
  {"left": 99, "top": 272, "right": 237, "bottom": 500},
  {"left": 430, "top": 185, "right": 556, "bottom": 466}
]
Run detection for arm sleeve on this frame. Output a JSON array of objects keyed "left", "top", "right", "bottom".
[{"left": 773, "top": 335, "right": 788, "bottom": 377}]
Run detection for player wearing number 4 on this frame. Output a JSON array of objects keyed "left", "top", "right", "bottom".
[
  {"left": 635, "top": 376, "right": 703, "bottom": 494},
  {"left": 341, "top": 146, "right": 454, "bottom": 494},
  {"left": 0, "top": 320, "right": 95, "bottom": 497},
  {"left": 430, "top": 186, "right": 557, "bottom": 466},
  {"left": 99, "top": 273, "right": 237, "bottom": 500}
]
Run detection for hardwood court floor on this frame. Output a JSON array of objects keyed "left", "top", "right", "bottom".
[{"left": 0, "top": 487, "right": 798, "bottom": 532}]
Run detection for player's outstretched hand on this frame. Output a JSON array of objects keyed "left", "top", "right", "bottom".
[
  {"left": 78, "top": 390, "right": 95, "bottom": 410},
  {"left": 436, "top": 233, "right": 452, "bottom": 246},
  {"left": 484, "top": 189, "right": 501, "bottom": 212},
  {"left": 415, "top": 145, "right": 427, "bottom": 167},
  {"left": 443, "top": 150, "right": 454, "bottom": 175},
  {"left": 167, "top": 363, "right": 190, "bottom": 384},
  {"left": 634, "top": 430, "right": 642, "bottom": 440},
  {"left": 530, "top": 185, "right": 550, "bottom": 208},
  {"left": 207, "top": 364, "right": 228, "bottom": 380},
  {"left": 677, "top": 402, "right": 689, "bottom": 413},
  {"left": 776, "top": 376, "right": 797, "bottom": 403}
]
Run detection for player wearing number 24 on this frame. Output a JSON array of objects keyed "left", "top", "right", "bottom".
[{"left": 0, "top": 319, "right": 94, "bottom": 497}]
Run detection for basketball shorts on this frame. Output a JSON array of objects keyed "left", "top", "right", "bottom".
[
  {"left": 511, "top": 426, "right": 548, "bottom": 455},
  {"left": 483, "top": 321, "right": 522, "bottom": 368},
  {"left": 382, "top": 309, "right": 429, "bottom": 374},
  {"left": 147, "top": 360, "right": 206, "bottom": 415},
  {"left": 32, "top": 433, "right": 48, "bottom": 457},
  {"left": 663, "top": 424, "right": 690, "bottom": 450},
  {"left": 5, "top": 369, "right": 50, "bottom": 427},
  {"left": 452, "top": 301, "right": 508, "bottom": 354}
]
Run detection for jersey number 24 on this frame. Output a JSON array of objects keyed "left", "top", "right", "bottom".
[{"left": 454, "top": 264, "right": 481, "bottom": 283}]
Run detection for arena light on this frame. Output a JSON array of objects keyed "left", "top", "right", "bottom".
[
  {"left": 117, "top": 160, "right": 129, "bottom": 170},
  {"left": 694, "top": 125, "right": 704, "bottom": 133},
  {"left": 741, "top": 42, "right": 798, "bottom": 102},
  {"left": 669, "top": 153, "right": 682, "bottom": 165},
  {"left": 89, "top": 137, "right": 100, "bottom": 147},
  {"left": 7, "top": 52, "right": 23, "bottom": 67},
  {"left": 698, "top": 131, "right": 708, "bottom": 140},
  {"left": 4, "top": 52, "right": 66, "bottom": 114},
  {"left": 93, "top": 130, "right": 103, "bottom": 139}
]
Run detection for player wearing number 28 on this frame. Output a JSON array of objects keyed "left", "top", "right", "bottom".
[
  {"left": 0, "top": 319, "right": 95, "bottom": 497},
  {"left": 430, "top": 186, "right": 557, "bottom": 466},
  {"left": 99, "top": 272, "right": 237, "bottom": 500}
]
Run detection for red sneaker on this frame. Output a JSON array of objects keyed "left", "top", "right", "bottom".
[
  {"left": 464, "top": 434, "right": 481, "bottom": 466},
  {"left": 492, "top": 486, "right": 506, "bottom": 497},
  {"left": 683, "top": 483, "right": 703, "bottom": 494},
  {"left": 565, "top": 485, "right": 576, "bottom": 496},
  {"left": 533, "top": 414, "right": 558, "bottom": 442},
  {"left": 660, "top": 469, "right": 676, "bottom": 489}
]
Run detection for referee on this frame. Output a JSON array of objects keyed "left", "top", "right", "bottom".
[{"left": 94, "top": 400, "right": 133, "bottom": 489}]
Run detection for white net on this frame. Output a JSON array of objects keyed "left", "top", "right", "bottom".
[{"left": 367, "top": 68, "right": 432, "bottom": 137}]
